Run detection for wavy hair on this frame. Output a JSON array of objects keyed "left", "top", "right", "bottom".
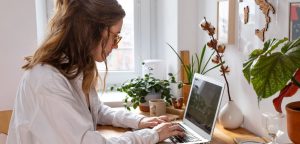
[{"left": 23, "top": 0, "right": 125, "bottom": 96}]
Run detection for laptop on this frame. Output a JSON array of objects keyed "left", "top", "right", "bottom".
[{"left": 169, "top": 73, "right": 225, "bottom": 144}]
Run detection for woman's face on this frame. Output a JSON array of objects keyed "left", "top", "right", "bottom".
[{"left": 93, "top": 19, "right": 123, "bottom": 62}]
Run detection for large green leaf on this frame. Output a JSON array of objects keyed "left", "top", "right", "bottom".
[
  {"left": 250, "top": 43, "right": 300, "bottom": 99},
  {"left": 242, "top": 49, "right": 265, "bottom": 83}
]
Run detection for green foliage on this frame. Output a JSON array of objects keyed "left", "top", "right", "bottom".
[
  {"left": 116, "top": 73, "right": 182, "bottom": 111},
  {"left": 167, "top": 43, "right": 223, "bottom": 84},
  {"left": 243, "top": 37, "right": 300, "bottom": 100}
]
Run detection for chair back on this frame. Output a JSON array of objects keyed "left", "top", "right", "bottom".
[{"left": 0, "top": 110, "right": 12, "bottom": 135}]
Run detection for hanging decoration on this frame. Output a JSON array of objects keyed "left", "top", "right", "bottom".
[{"left": 254, "top": 0, "right": 275, "bottom": 41}]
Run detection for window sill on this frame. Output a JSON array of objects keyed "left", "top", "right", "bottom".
[{"left": 98, "top": 91, "right": 126, "bottom": 108}]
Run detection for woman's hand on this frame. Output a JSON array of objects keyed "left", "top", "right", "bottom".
[
  {"left": 153, "top": 123, "right": 185, "bottom": 142},
  {"left": 138, "top": 115, "right": 169, "bottom": 129}
]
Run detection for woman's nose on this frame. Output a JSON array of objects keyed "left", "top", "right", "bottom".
[{"left": 113, "top": 45, "right": 118, "bottom": 49}]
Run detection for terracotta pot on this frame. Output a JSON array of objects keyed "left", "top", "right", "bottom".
[
  {"left": 286, "top": 101, "right": 300, "bottom": 144},
  {"left": 138, "top": 91, "right": 161, "bottom": 112},
  {"left": 182, "top": 84, "right": 191, "bottom": 106},
  {"left": 139, "top": 104, "right": 150, "bottom": 112}
]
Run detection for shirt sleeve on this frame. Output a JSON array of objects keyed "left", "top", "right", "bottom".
[
  {"left": 27, "top": 71, "right": 159, "bottom": 144},
  {"left": 96, "top": 103, "right": 146, "bottom": 129},
  {"left": 82, "top": 129, "right": 159, "bottom": 144}
]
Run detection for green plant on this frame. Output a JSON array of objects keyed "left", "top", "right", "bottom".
[
  {"left": 116, "top": 72, "right": 182, "bottom": 111},
  {"left": 167, "top": 43, "right": 223, "bottom": 85},
  {"left": 243, "top": 37, "right": 300, "bottom": 113}
]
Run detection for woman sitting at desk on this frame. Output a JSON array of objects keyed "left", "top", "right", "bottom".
[{"left": 6, "top": 0, "right": 184, "bottom": 143}]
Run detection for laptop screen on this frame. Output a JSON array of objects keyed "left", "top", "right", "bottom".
[{"left": 185, "top": 76, "right": 223, "bottom": 134}]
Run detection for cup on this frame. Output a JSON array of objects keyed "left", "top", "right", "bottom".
[{"left": 149, "top": 99, "right": 166, "bottom": 117}]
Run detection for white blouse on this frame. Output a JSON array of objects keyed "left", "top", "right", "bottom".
[{"left": 7, "top": 64, "right": 159, "bottom": 144}]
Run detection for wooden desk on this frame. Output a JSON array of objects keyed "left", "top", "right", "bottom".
[{"left": 97, "top": 107, "right": 265, "bottom": 144}]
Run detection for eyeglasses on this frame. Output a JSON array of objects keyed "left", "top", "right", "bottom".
[{"left": 110, "top": 31, "right": 122, "bottom": 46}]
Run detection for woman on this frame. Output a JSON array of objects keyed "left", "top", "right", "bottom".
[{"left": 6, "top": 0, "right": 184, "bottom": 143}]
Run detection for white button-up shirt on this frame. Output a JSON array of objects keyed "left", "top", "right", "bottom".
[{"left": 7, "top": 64, "right": 159, "bottom": 144}]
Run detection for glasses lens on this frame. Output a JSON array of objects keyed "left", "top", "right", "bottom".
[{"left": 114, "top": 35, "right": 122, "bottom": 45}]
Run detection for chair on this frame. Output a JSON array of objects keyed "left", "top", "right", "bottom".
[{"left": 0, "top": 110, "right": 12, "bottom": 135}]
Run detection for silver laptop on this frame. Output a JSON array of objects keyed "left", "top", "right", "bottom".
[{"left": 169, "top": 73, "right": 225, "bottom": 144}]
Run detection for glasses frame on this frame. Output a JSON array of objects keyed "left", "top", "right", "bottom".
[{"left": 109, "top": 31, "right": 122, "bottom": 46}]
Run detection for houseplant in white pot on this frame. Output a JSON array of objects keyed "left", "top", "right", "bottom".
[
  {"left": 116, "top": 72, "right": 182, "bottom": 112},
  {"left": 243, "top": 37, "right": 300, "bottom": 143},
  {"left": 200, "top": 17, "right": 244, "bottom": 129}
]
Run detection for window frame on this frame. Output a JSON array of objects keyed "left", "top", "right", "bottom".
[{"left": 101, "top": 0, "right": 151, "bottom": 86}]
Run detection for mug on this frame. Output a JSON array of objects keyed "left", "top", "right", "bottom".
[{"left": 149, "top": 99, "right": 166, "bottom": 117}]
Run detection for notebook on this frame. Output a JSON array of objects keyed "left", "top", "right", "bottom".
[{"left": 169, "top": 73, "right": 225, "bottom": 144}]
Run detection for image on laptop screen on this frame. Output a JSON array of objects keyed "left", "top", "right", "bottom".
[{"left": 185, "top": 77, "right": 222, "bottom": 134}]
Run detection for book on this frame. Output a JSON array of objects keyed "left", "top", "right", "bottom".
[{"left": 234, "top": 137, "right": 267, "bottom": 144}]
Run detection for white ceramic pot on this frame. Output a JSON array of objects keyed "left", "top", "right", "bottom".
[
  {"left": 218, "top": 101, "right": 243, "bottom": 129},
  {"left": 139, "top": 91, "right": 161, "bottom": 107}
]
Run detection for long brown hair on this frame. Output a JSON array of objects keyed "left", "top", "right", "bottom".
[{"left": 23, "top": 0, "right": 125, "bottom": 95}]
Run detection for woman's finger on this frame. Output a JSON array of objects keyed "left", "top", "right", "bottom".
[
  {"left": 158, "top": 115, "right": 169, "bottom": 122},
  {"left": 170, "top": 130, "right": 185, "bottom": 137},
  {"left": 169, "top": 125, "right": 184, "bottom": 132}
]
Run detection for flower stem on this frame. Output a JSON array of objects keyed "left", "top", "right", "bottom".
[
  {"left": 204, "top": 17, "right": 232, "bottom": 101},
  {"left": 212, "top": 36, "right": 232, "bottom": 101}
]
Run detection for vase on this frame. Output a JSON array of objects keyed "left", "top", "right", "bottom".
[
  {"left": 218, "top": 101, "right": 243, "bottom": 129},
  {"left": 139, "top": 91, "right": 161, "bottom": 112},
  {"left": 286, "top": 101, "right": 300, "bottom": 144},
  {"left": 182, "top": 84, "right": 191, "bottom": 106}
]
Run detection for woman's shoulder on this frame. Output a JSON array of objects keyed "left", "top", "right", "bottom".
[
  {"left": 30, "top": 64, "right": 61, "bottom": 78},
  {"left": 25, "top": 64, "right": 67, "bottom": 86}
]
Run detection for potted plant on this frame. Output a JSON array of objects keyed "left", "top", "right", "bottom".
[
  {"left": 242, "top": 37, "right": 300, "bottom": 143},
  {"left": 167, "top": 40, "right": 223, "bottom": 105},
  {"left": 116, "top": 72, "right": 182, "bottom": 112}
]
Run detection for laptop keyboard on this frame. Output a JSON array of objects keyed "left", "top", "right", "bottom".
[{"left": 169, "top": 123, "right": 203, "bottom": 143}]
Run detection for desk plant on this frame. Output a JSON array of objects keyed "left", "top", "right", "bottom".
[
  {"left": 242, "top": 37, "right": 300, "bottom": 143},
  {"left": 200, "top": 17, "right": 243, "bottom": 129},
  {"left": 167, "top": 44, "right": 223, "bottom": 85},
  {"left": 116, "top": 65, "right": 182, "bottom": 111},
  {"left": 167, "top": 32, "right": 223, "bottom": 105},
  {"left": 242, "top": 37, "right": 300, "bottom": 112}
]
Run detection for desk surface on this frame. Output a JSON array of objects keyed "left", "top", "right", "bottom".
[{"left": 97, "top": 107, "right": 265, "bottom": 144}]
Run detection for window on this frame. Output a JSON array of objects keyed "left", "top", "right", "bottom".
[
  {"left": 98, "top": 0, "right": 152, "bottom": 86},
  {"left": 44, "top": 0, "right": 152, "bottom": 86},
  {"left": 97, "top": 0, "right": 135, "bottom": 72}
]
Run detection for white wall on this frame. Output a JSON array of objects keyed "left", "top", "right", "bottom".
[
  {"left": 154, "top": 0, "right": 179, "bottom": 75},
  {"left": 154, "top": 0, "right": 300, "bottom": 142},
  {"left": 0, "top": 0, "right": 37, "bottom": 110},
  {"left": 198, "top": 0, "right": 300, "bottom": 143},
  {"left": 154, "top": 0, "right": 199, "bottom": 86}
]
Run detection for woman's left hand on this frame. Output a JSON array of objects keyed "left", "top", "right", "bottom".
[{"left": 138, "top": 115, "right": 170, "bottom": 129}]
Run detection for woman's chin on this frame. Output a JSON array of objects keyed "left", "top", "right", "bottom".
[{"left": 94, "top": 57, "right": 105, "bottom": 62}]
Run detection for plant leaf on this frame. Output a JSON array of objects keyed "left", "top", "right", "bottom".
[
  {"left": 198, "top": 45, "right": 207, "bottom": 73},
  {"left": 167, "top": 43, "right": 189, "bottom": 80},
  {"left": 195, "top": 53, "right": 201, "bottom": 73},
  {"left": 266, "top": 37, "right": 288, "bottom": 54},
  {"left": 251, "top": 44, "right": 300, "bottom": 99},
  {"left": 242, "top": 49, "right": 265, "bottom": 83},
  {"left": 281, "top": 37, "right": 300, "bottom": 53},
  {"left": 203, "top": 61, "right": 225, "bottom": 75}
]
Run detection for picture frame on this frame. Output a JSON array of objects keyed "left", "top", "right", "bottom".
[
  {"left": 217, "top": 0, "right": 236, "bottom": 44},
  {"left": 289, "top": 2, "right": 300, "bottom": 41}
]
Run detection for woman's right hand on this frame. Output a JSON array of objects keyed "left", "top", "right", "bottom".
[{"left": 153, "top": 123, "right": 185, "bottom": 142}]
